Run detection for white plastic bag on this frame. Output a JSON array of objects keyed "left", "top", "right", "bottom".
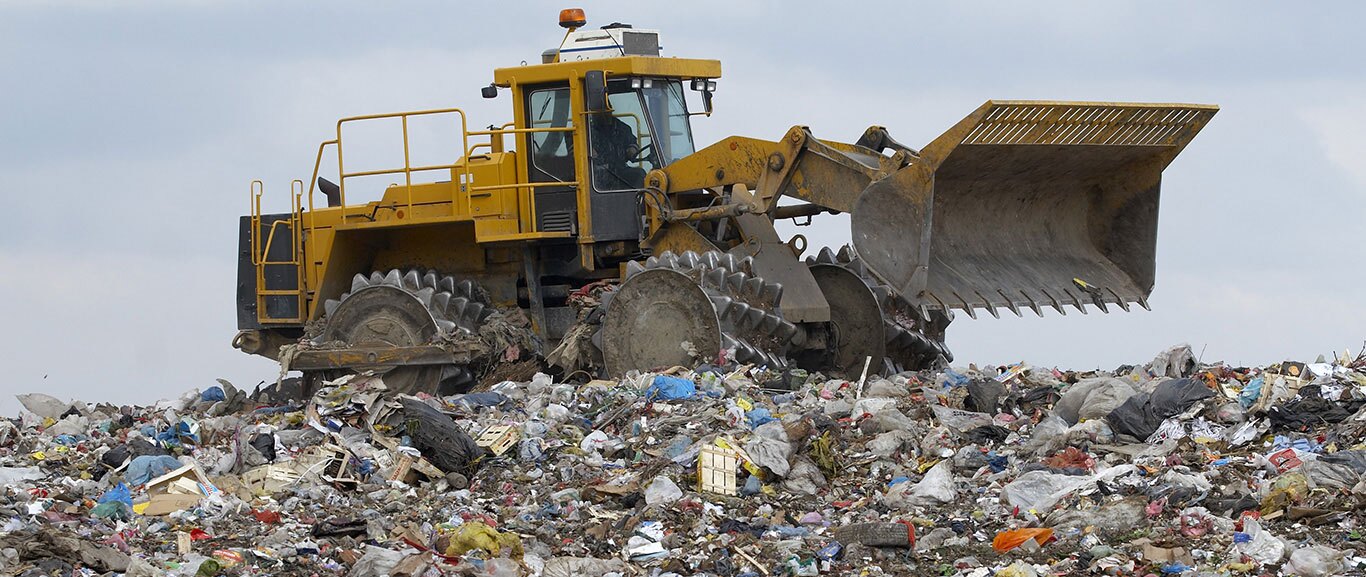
[
  {"left": 907, "top": 460, "right": 956, "bottom": 506},
  {"left": 1234, "top": 519, "right": 1287, "bottom": 566},
  {"left": 643, "top": 475, "right": 683, "bottom": 505},
  {"left": 1285, "top": 545, "right": 1346, "bottom": 577}
]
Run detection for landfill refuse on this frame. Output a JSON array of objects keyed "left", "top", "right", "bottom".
[{"left": 3, "top": 343, "right": 1366, "bottom": 575}]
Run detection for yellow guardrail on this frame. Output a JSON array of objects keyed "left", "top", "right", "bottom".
[
  {"left": 250, "top": 179, "right": 305, "bottom": 324},
  {"left": 253, "top": 110, "right": 581, "bottom": 324}
]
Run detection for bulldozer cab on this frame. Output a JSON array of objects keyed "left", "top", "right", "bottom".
[{"left": 500, "top": 53, "right": 718, "bottom": 244}]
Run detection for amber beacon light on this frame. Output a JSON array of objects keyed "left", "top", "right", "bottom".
[{"left": 559, "top": 8, "right": 586, "bottom": 29}]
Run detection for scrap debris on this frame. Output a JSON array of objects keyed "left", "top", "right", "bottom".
[{"left": 4, "top": 343, "right": 1366, "bottom": 575}]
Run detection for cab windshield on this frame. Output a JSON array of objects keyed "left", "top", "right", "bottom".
[{"left": 589, "top": 79, "right": 695, "bottom": 192}]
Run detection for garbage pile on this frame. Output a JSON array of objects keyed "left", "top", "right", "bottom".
[{"left": 4, "top": 344, "right": 1366, "bottom": 576}]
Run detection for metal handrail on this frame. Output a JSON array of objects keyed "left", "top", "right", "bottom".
[
  {"left": 250, "top": 180, "right": 306, "bottom": 324},
  {"left": 254, "top": 111, "right": 585, "bottom": 325},
  {"left": 292, "top": 113, "right": 582, "bottom": 244},
  {"left": 335, "top": 108, "right": 472, "bottom": 223}
]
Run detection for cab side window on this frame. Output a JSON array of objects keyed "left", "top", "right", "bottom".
[{"left": 527, "top": 87, "right": 574, "bottom": 183}]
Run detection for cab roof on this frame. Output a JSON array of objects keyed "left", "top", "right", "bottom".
[{"left": 493, "top": 56, "right": 721, "bottom": 87}]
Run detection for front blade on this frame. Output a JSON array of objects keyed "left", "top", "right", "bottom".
[{"left": 852, "top": 100, "right": 1217, "bottom": 318}]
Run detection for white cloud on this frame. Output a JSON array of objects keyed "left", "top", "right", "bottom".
[{"left": 1302, "top": 98, "right": 1366, "bottom": 191}]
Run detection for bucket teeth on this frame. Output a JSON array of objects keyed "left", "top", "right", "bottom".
[
  {"left": 997, "top": 290, "right": 1022, "bottom": 317},
  {"left": 402, "top": 270, "right": 421, "bottom": 291},
  {"left": 975, "top": 292, "right": 1000, "bottom": 319},
  {"left": 382, "top": 270, "right": 402, "bottom": 287},
  {"left": 351, "top": 273, "right": 370, "bottom": 292},
  {"left": 1108, "top": 289, "right": 1131, "bottom": 312}
]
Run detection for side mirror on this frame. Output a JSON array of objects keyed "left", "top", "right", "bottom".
[
  {"left": 481, "top": 84, "right": 498, "bottom": 99},
  {"left": 689, "top": 78, "right": 717, "bottom": 115},
  {"left": 584, "top": 70, "right": 608, "bottom": 113}
]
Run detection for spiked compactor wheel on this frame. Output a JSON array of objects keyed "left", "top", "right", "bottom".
[
  {"left": 318, "top": 269, "right": 491, "bottom": 394},
  {"left": 806, "top": 246, "right": 953, "bottom": 372},
  {"left": 598, "top": 248, "right": 950, "bottom": 378}
]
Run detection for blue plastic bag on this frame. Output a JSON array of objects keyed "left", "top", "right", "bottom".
[
  {"left": 99, "top": 482, "right": 133, "bottom": 507},
  {"left": 942, "top": 369, "right": 970, "bottom": 388},
  {"left": 746, "top": 408, "right": 776, "bottom": 429},
  {"left": 200, "top": 386, "right": 226, "bottom": 402},
  {"left": 126, "top": 455, "right": 183, "bottom": 486},
  {"left": 645, "top": 375, "right": 696, "bottom": 401},
  {"left": 1238, "top": 376, "right": 1264, "bottom": 408}
]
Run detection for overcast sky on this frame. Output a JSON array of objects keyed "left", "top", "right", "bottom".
[{"left": 2, "top": 1, "right": 1363, "bottom": 414}]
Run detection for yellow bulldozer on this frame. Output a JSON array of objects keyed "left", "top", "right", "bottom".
[{"left": 233, "top": 9, "right": 1217, "bottom": 393}]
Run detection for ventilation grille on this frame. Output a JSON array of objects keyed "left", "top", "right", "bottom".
[
  {"left": 539, "top": 210, "right": 576, "bottom": 233},
  {"left": 963, "top": 103, "right": 1217, "bottom": 147}
]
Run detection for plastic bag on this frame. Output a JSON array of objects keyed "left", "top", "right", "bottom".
[
  {"left": 1148, "top": 343, "right": 1196, "bottom": 378},
  {"left": 992, "top": 528, "right": 1054, "bottom": 553},
  {"left": 867, "top": 431, "right": 912, "bottom": 458},
  {"left": 345, "top": 545, "right": 405, "bottom": 577},
  {"left": 0, "top": 466, "right": 45, "bottom": 486},
  {"left": 400, "top": 398, "right": 485, "bottom": 475},
  {"left": 907, "top": 460, "right": 956, "bottom": 506},
  {"left": 930, "top": 405, "right": 993, "bottom": 432},
  {"left": 1002, "top": 465, "right": 1138, "bottom": 512},
  {"left": 743, "top": 421, "right": 792, "bottom": 477},
  {"left": 1022, "top": 415, "right": 1070, "bottom": 456},
  {"left": 645, "top": 375, "right": 696, "bottom": 400},
  {"left": 1053, "top": 377, "right": 1138, "bottom": 425},
  {"left": 542, "top": 557, "right": 627, "bottom": 577},
  {"left": 1238, "top": 376, "right": 1264, "bottom": 408},
  {"left": 1285, "top": 545, "right": 1346, "bottom": 577},
  {"left": 126, "top": 455, "right": 184, "bottom": 486},
  {"left": 17, "top": 392, "right": 71, "bottom": 419},
  {"left": 445, "top": 521, "right": 523, "bottom": 558},
  {"left": 1106, "top": 378, "right": 1214, "bottom": 441},
  {"left": 644, "top": 475, "right": 683, "bottom": 505},
  {"left": 1234, "top": 518, "right": 1286, "bottom": 565}
]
